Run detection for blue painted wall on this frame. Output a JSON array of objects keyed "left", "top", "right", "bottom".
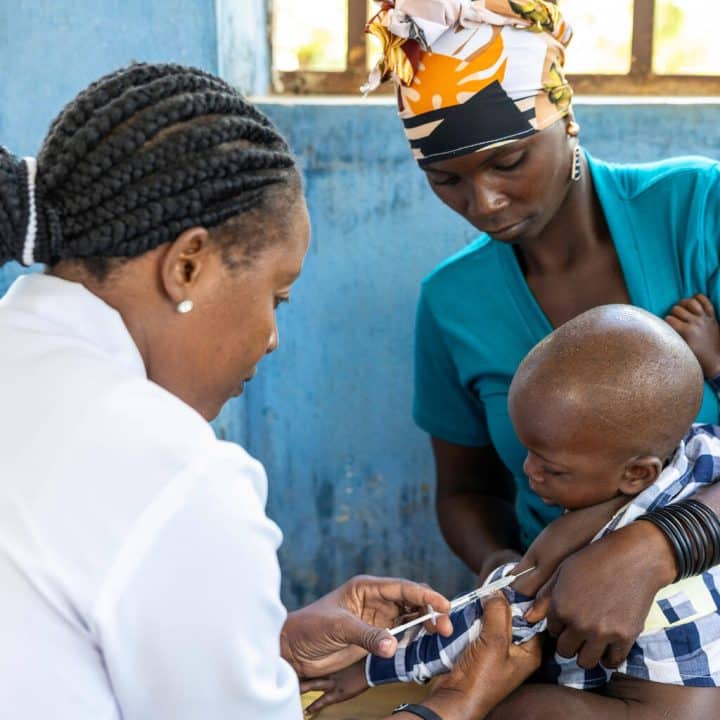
[
  {"left": 239, "top": 100, "right": 720, "bottom": 607},
  {"left": 2, "top": 3, "right": 720, "bottom": 610},
  {"left": 0, "top": 0, "right": 218, "bottom": 322},
  {"left": 0, "top": 0, "right": 218, "bottom": 157}
]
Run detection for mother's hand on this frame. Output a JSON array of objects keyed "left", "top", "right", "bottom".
[
  {"left": 526, "top": 520, "right": 677, "bottom": 669},
  {"left": 416, "top": 594, "right": 542, "bottom": 720},
  {"left": 281, "top": 575, "right": 453, "bottom": 678}
]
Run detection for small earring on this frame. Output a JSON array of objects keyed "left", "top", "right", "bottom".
[
  {"left": 570, "top": 144, "right": 582, "bottom": 182},
  {"left": 176, "top": 299, "right": 194, "bottom": 314}
]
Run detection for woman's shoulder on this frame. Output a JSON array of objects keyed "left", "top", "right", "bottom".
[
  {"left": 589, "top": 153, "right": 719, "bottom": 201},
  {"left": 101, "top": 375, "right": 257, "bottom": 472}
]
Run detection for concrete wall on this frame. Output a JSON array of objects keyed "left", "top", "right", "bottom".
[
  {"left": 2, "top": 2, "right": 720, "bottom": 609},
  {"left": 0, "top": 1, "right": 218, "bottom": 157},
  {"left": 216, "top": 0, "right": 270, "bottom": 95},
  {"left": 0, "top": 0, "right": 219, "bottom": 320},
  {"left": 239, "top": 100, "right": 720, "bottom": 607}
]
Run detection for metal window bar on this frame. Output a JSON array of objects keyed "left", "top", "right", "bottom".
[{"left": 273, "top": 0, "right": 720, "bottom": 96}]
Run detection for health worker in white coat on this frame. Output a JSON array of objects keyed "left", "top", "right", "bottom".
[{"left": 0, "top": 63, "right": 540, "bottom": 720}]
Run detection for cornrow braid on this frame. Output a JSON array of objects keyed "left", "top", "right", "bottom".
[
  {"left": 0, "top": 62, "right": 299, "bottom": 272},
  {"left": 41, "top": 65, "right": 236, "bottom": 175}
]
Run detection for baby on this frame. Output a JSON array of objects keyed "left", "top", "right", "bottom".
[{"left": 304, "top": 300, "right": 720, "bottom": 716}]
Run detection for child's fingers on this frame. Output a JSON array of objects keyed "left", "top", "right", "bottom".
[
  {"left": 695, "top": 293, "right": 716, "bottom": 316},
  {"left": 300, "top": 678, "right": 336, "bottom": 694},
  {"left": 669, "top": 304, "right": 694, "bottom": 322},
  {"left": 682, "top": 297, "right": 705, "bottom": 316}
]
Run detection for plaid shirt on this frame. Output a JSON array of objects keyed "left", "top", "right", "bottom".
[{"left": 367, "top": 424, "right": 720, "bottom": 689}]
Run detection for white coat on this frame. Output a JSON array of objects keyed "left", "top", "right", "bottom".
[{"left": 0, "top": 273, "right": 302, "bottom": 719}]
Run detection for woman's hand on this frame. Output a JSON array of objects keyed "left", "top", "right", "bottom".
[
  {"left": 280, "top": 575, "right": 453, "bottom": 678},
  {"left": 417, "top": 594, "right": 542, "bottom": 720},
  {"left": 299, "top": 593, "right": 541, "bottom": 720},
  {"left": 526, "top": 520, "right": 677, "bottom": 669}
]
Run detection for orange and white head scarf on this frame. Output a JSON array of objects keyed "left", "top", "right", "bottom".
[{"left": 364, "top": 0, "right": 573, "bottom": 167}]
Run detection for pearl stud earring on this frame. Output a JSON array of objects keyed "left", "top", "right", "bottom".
[{"left": 176, "top": 299, "right": 194, "bottom": 314}]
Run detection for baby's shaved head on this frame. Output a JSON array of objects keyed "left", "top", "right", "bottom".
[{"left": 510, "top": 305, "right": 704, "bottom": 461}]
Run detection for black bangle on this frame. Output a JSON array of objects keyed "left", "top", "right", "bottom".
[
  {"left": 684, "top": 499, "right": 720, "bottom": 568},
  {"left": 392, "top": 703, "right": 443, "bottom": 720},
  {"left": 639, "top": 500, "right": 720, "bottom": 581},
  {"left": 664, "top": 508, "right": 696, "bottom": 578},
  {"left": 673, "top": 500, "right": 720, "bottom": 572},
  {"left": 671, "top": 503, "right": 708, "bottom": 576},
  {"left": 638, "top": 509, "right": 690, "bottom": 581}
]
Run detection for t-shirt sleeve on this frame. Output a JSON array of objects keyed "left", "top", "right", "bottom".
[
  {"left": 703, "top": 164, "right": 720, "bottom": 310},
  {"left": 93, "top": 446, "right": 302, "bottom": 720},
  {"left": 413, "top": 288, "right": 490, "bottom": 446}
]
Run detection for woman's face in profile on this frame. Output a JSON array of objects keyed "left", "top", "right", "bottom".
[
  {"left": 422, "top": 120, "right": 574, "bottom": 243},
  {"left": 180, "top": 197, "right": 311, "bottom": 420}
]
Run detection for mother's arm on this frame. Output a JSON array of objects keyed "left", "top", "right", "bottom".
[
  {"left": 432, "top": 437, "right": 521, "bottom": 577},
  {"left": 529, "top": 487, "right": 720, "bottom": 671}
]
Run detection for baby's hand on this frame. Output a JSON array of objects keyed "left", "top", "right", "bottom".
[
  {"left": 665, "top": 294, "right": 720, "bottom": 379},
  {"left": 516, "top": 494, "right": 629, "bottom": 598},
  {"left": 300, "top": 659, "right": 369, "bottom": 715}
]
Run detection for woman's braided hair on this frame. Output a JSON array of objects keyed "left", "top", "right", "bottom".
[{"left": 0, "top": 63, "right": 300, "bottom": 275}]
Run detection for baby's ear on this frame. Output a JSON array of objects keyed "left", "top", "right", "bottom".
[{"left": 619, "top": 456, "right": 663, "bottom": 496}]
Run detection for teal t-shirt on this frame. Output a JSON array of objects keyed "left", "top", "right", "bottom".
[{"left": 414, "top": 153, "right": 720, "bottom": 549}]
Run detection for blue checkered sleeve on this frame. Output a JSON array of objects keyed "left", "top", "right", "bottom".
[{"left": 366, "top": 564, "right": 544, "bottom": 686}]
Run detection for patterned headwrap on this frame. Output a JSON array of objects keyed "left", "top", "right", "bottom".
[{"left": 363, "top": 0, "right": 574, "bottom": 167}]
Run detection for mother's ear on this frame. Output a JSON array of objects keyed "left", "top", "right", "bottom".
[
  {"left": 619, "top": 456, "right": 663, "bottom": 496},
  {"left": 159, "top": 226, "right": 212, "bottom": 306}
]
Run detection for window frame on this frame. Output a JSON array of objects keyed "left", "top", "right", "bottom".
[{"left": 272, "top": 0, "right": 720, "bottom": 96}]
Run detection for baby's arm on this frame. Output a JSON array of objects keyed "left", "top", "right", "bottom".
[
  {"left": 365, "top": 497, "right": 629, "bottom": 688},
  {"left": 512, "top": 494, "right": 630, "bottom": 597},
  {"left": 665, "top": 293, "right": 720, "bottom": 381},
  {"left": 366, "top": 571, "right": 541, "bottom": 687}
]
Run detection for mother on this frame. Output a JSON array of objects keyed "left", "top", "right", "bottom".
[
  {"left": 366, "top": 0, "right": 720, "bottom": 670},
  {"left": 0, "top": 64, "right": 539, "bottom": 718}
]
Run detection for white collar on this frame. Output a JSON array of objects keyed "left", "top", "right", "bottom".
[{"left": 1, "top": 273, "right": 147, "bottom": 378}]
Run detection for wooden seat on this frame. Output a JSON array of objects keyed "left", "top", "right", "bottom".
[{"left": 302, "top": 683, "right": 431, "bottom": 719}]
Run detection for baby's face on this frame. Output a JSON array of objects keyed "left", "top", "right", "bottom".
[{"left": 510, "top": 392, "right": 630, "bottom": 510}]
